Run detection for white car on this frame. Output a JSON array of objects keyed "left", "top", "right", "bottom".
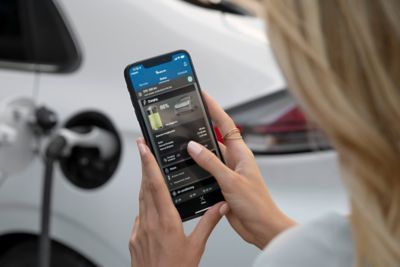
[{"left": 0, "top": 0, "right": 348, "bottom": 266}]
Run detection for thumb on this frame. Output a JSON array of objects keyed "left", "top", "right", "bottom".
[
  {"left": 189, "top": 202, "right": 225, "bottom": 244},
  {"left": 187, "top": 141, "right": 237, "bottom": 192}
]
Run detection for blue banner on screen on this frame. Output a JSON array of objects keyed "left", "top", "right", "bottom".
[{"left": 129, "top": 52, "right": 194, "bottom": 91}]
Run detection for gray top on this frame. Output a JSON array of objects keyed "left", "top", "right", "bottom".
[{"left": 253, "top": 213, "right": 353, "bottom": 267}]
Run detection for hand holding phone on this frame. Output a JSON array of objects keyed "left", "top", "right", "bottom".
[{"left": 186, "top": 92, "right": 297, "bottom": 249}]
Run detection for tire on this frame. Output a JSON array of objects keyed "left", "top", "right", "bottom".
[{"left": 0, "top": 240, "right": 96, "bottom": 267}]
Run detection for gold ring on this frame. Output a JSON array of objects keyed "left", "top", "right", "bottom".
[{"left": 223, "top": 128, "right": 242, "bottom": 140}]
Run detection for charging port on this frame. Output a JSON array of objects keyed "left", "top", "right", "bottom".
[{"left": 58, "top": 111, "right": 122, "bottom": 189}]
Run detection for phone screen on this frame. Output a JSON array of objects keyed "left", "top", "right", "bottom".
[{"left": 125, "top": 51, "right": 224, "bottom": 220}]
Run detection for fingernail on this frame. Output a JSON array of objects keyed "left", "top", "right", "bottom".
[
  {"left": 187, "top": 141, "right": 203, "bottom": 156},
  {"left": 219, "top": 203, "right": 229, "bottom": 216}
]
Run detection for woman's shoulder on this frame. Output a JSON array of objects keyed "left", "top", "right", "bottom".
[{"left": 253, "top": 213, "right": 353, "bottom": 267}]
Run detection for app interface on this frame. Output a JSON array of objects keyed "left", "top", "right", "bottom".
[{"left": 128, "top": 52, "right": 221, "bottom": 207}]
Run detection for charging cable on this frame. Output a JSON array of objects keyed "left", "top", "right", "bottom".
[
  {"left": 39, "top": 135, "right": 67, "bottom": 267},
  {"left": 38, "top": 127, "right": 118, "bottom": 267}
]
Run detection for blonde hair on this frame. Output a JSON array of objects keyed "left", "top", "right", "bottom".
[{"left": 264, "top": 1, "right": 400, "bottom": 266}]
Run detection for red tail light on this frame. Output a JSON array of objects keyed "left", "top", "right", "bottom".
[
  {"left": 226, "top": 90, "right": 330, "bottom": 154},
  {"left": 249, "top": 106, "right": 307, "bottom": 134}
]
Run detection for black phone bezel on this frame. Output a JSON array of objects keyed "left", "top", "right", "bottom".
[{"left": 124, "top": 50, "right": 225, "bottom": 221}]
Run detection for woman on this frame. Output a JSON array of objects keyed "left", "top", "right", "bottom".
[{"left": 129, "top": 0, "right": 400, "bottom": 266}]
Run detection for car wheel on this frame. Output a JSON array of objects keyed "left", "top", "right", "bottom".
[{"left": 0, "top": 240, "right": 96, "bottom": 267}]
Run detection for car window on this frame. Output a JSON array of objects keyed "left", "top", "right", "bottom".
[
  {"left": 0, "top": 0, "right": 80, "bottom": 73},
  {"left": 0, "top": 0, "right": 25, "bottom": 62}
]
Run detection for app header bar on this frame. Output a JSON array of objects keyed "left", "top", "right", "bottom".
[{"left": 129, "top": 52, "right": 194, "bottom": 91}]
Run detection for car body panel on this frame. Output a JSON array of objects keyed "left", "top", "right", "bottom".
[
  {"left": 0, "top": 70, "right": 35, "bottom": 101},
  {"left": 36, "top": 0, "right": 285, "bottom": 133}
]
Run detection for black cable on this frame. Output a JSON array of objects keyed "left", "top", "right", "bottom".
[
  {"left": 39, "top": 136, "right": 67, "bottom": 267},
  {"left": 39, "top": 157, "right": 54, "bottom": 267}
]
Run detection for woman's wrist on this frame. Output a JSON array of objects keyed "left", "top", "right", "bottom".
[{"left": 254, "top": 209, "right": 297, "bottom": 249}]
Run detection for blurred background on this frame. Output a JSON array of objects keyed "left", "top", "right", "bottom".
[{"left": 0, "top": 0, "right": 348, "bottom": 266}]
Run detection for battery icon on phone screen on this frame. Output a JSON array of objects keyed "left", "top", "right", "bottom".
[{"left": 147, "top": 105, "right": 163, "bottom": 131}]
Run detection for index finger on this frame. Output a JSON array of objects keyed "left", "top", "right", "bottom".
[
  {"left": 202, "top": 91, "right": 237, "bottom": 137},
  {"left": 202, "top": 91, "right": 250, "bottom": 153}
]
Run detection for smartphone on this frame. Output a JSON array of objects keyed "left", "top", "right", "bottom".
[{"left": 124, "top": 50, "right": 224, "bottom": 221}]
